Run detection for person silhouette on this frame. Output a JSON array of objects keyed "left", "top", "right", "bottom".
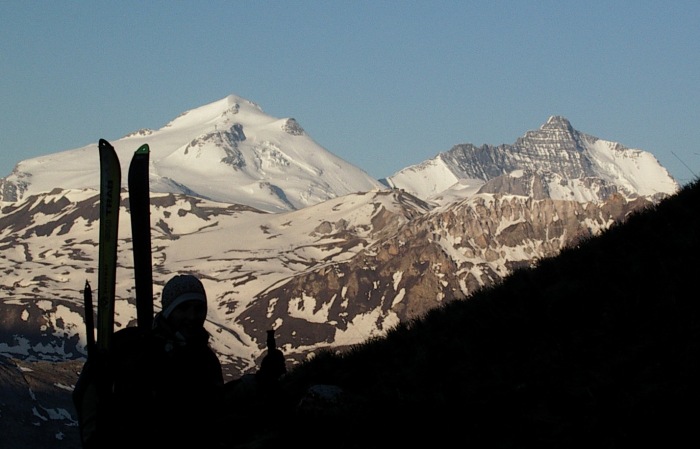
[{"left": 74, "top": 274, "right": 224, "bottom": 449}]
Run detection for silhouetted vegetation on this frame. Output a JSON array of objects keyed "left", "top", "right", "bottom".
[{"left": 221, "top": 180, "right": 700, "bottom": 449}]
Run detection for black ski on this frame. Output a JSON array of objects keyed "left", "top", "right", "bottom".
[
  {"left": 96, "top": 138, "right": 122, "bottom": 353},
  {"left": 74, "top": 138, "right": 122, "bottom": 448},
  {"left": 128, "top": 144, "right": 153, "bottom": 330}
]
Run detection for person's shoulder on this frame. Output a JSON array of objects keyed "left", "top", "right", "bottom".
[
  {"left": 112, "top": 326, "right": 152, "bottom": 354},
  {"left": 114, "top": 326, "right": 150, "bottom": 341}
]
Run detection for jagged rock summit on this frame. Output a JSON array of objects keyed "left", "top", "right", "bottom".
[
  {"left": 0, "top": 94, "right": 383, "bottom": 212},
  {"left": 385, "top": 115, "right": 679, "bottom": 204}
]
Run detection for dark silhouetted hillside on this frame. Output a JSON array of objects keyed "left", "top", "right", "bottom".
[{"left": 221, "top": 180, "right": 700, "bottom": 449}]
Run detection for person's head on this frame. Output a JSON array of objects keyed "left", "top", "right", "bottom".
[{"left": 161, "top": 274, "right": 207, "bottom": 339}]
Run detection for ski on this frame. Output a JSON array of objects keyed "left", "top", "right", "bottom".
[
  {"left": 128, "top": 144, "right": 153, "bottom": 330},
  {"left": 96, "top": 138, "right": 121, "bottom": 353},
  {"left": 74, "top": 139, "right": 123, "bottom": 448}
]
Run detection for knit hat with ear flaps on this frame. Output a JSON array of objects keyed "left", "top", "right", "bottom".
[{"left": 161, "top": 274, "right": 207, "bottom": 319}]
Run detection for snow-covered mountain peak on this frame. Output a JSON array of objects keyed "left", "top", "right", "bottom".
[
  {"left": 386, "top": 116, "right": 679, "bottom": 204},
  {"left": 516, "top": 115, "right": 580, "bottom": 150},
  {"left": 0, "top": 94, "right": 383, "bottom": 211},
  {"left": 162, "top": 94, "right": 264, "bottom": 131}
]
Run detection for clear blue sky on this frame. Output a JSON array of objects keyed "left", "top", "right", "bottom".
[{"left": 2, "top": 1, "right": 699, "bottom": 185}]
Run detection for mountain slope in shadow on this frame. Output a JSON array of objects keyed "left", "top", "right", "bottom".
[{"left": 221, "top": 179, "right": 700, "bottom": 449}]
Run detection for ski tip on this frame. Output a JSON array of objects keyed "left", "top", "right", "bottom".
[
  {"left": 99, "top": 138, "right": 114, "bottom": 150},
  {"left": 135, "top": 144, "right": 150, "bottom": 155}
]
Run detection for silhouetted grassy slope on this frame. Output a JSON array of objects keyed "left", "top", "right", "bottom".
[{"left": 229, "top": 180, "right": 700, "bottom": 449}]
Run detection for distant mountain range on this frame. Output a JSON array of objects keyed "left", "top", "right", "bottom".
[
  {"left": 0, "top": 94, "right": 682, "bottom": 448},
  {"left": 0, "top": 95, "right": 678, "bottom": 210}
]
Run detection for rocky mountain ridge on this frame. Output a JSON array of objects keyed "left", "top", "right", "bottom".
[{"left": 385, "top": 115, "right": 678, "bottom": 204}]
